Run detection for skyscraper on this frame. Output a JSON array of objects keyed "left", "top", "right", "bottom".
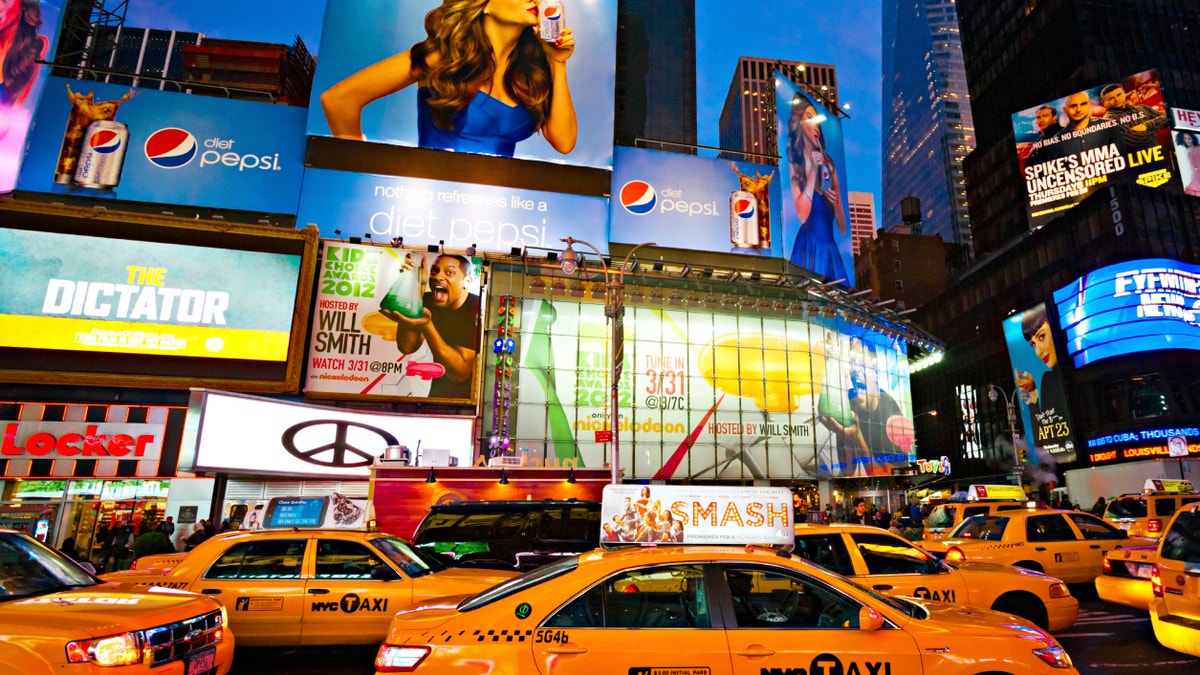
[
  {"left": 718, "top": 57, "right": 838, "bottom": 162},
  {"left": 848, "top": 191, "right": 877, "bottom": 255},
  {"left": 882, "top": 0, "right": 975, "bottom": 253},
  {"left": 615, "top": 0, "right": 698, "bottom": 151}
]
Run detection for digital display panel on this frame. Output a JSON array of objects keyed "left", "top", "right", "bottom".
[
  {"left": 1054, "top": 258, "right": 1200, "bottom": 367},
  {"left": 265, "top": 498, "right": 327, "bottom": 528},
  {"left": 1001, "top": 303, "right": 1077, "bottom": 463}
]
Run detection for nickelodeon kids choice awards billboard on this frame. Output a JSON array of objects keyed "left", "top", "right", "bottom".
[
  {"left": 775, "top": 71, "right": 854, "bottom": 286},
  {"left": 506, "top": 300, "right": 915, "bottom": 481},
  {"left": 308, "top": 0, "right": 616, "bottom": 169},
  {"left": 1012, "top": 69, "right": 1173, "bottom": 227}
]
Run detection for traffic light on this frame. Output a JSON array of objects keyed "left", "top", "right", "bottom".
[{"left": 1016, "top": 446, "right": 1028, "bottom": 464}]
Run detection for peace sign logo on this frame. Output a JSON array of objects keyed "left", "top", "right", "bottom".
[{"left": 281, "top": 420, "right": 400, "bottom": 468}]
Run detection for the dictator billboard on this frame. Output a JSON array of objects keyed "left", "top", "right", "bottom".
[
  {"left": 508, "top": 300, "right": 914, "bottom": 480},
  {"left": 1001, "top": 303, "right": 1077, "bottom": 463},
  {"left": 1054, "top": 258, "right": 1200, "bottom": 368},
  {"left": 308, "top": 0, "right": 616, "bottom": 169},
  {"left": 17, "top": 76, "right": 307, "bottom": 214},
  {"left": 775, "top": 71, "right": 854, "bottom": 286},
  {"left": 305, "top": 240, "right": 484, "bottom": 405},
  {"left": 1012, "top": 69, "right": 1172, "bottom": 227},
  {"left": 0, "top": 0, "right": 63, "bottom": 192},
  {"left": 610, "top": 147, "right": 782, "bottom": 257}
]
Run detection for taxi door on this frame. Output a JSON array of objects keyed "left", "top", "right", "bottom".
[
  {"left": 301, "top": 537, "right": 411, "bottom": 645},
  {"left": 531, "top": 563, "right": 733, "bottom": 675},
  {"left": 717, "top": 564, "right": 923, "bottom": 675},
  {"left": 192, "top": 537, "right": 310, "bottom": 645},
  {"left": 1025, "top": 514, "right": 1091, "bottom": 582},
  {"left": 846, "top": 532, "right": 969, "bottom": 606}
]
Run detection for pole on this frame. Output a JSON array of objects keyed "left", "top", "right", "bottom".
[{"left": 1006, "top": 398, "right": 1024, "bottom": 491}]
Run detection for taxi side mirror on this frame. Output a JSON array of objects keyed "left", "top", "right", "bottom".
[
  {"left": 859, "top": 607, "right": 884, "bottom": 631},
  {"left": 372, "top": 564, "right": 400, "bottom": 581}
]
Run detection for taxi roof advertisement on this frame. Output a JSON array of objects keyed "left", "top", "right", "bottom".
[
  {"left": 304, "top": 240, "right": 484, "bottom": 405},
  {"left": 17, "top": 76, "right": 307, "bottom": 214},
  {"left": 296, "top": 167, "right": 608, "bottom": 255},
  {"left": 0, "top": 0, "right": 63, "bottom": 192},
  {"left": 307, "top": 0, "right": 616, "bottom": 169},
  {"left": 1011, "top": 69, "right": 1173, "bottom": 228},
  {"left": 601, "top": 484, "right": 793, "bottom": 546},
  {"left": 1001, "top": 302, "right": 1078, "bottom": 463},
  {"left": 610, "top": 147, "right": 782, "bottom": 257}
]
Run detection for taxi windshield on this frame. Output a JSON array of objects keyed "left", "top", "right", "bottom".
[
  {"left": 1105, "top": 499, "right": 1148, "bottom": 519},
  {"left": 458, "top": 555, "right": 579, "bottom": 612},
  {"left": 949, "top": 515, "right": 1009, "bottom": 540},
  {"left": 0, "top": 532, "right": 97, "bottom": 601},
  {"left": 370, "top": 536, "right": 444, "bottom": 577},
  {"left": 925, "top": 506, "right": 956, "bottom": 529}
]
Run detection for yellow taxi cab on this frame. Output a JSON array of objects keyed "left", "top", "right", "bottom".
[
  {"left": 921, "top": 507, "right": 1150, "bottom": 584},
  {"left": 1149, "top": 503, "right": 1200, "bottom": 656},
  {"left": 1094, "top": 544, "right": 1157, "bottom": 610},
  {"left": 923, "top": 484, "right": 1033, "bottom": 541},
  {"left": 101, "top": 527, "right": 515, "bottom": 647},
  {"left": 375, "top": 485, "right": 1078, "bottom": 674},
  {"left": 1102, "top": 479, "right": 1200, "bottom": 539},
  {"left": 794, "top": 522, "right": 1078, "bottom": 630},
  {"left": 0, "top": 529, "right": 233, "bottom": 675},
  {"left": 130, "top": 551, "right": 187, "bottom": 572}
]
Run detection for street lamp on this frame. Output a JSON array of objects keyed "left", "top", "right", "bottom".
[
  {"left": 988, "top": 384, "right": 1024, "bottom": 490},
  {"left": 560, "top": 237, "right": 656, "bottom": 485}
]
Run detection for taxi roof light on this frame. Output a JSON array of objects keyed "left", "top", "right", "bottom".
[{"left": 376, "top": 645, "right": 430, "bottom": 672}]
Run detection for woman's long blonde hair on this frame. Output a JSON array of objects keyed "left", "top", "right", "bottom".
[{"left": 411, "top": 0, "right": 552, "bottom": 131}]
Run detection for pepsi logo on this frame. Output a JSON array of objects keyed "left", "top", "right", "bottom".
[
  {"left": 543, "top": 6, "right": 562, "bottom": 19},
  {"left": 87, "top": 130, "right": 123, "bottom": 154},
  {"left": 733, "top": 198, "right": 756, "bottom": 218},
  {"left": 144, "top": 128, "right": 198, "bottom": 169},
  {"left": 619, "top": 180, "right": 657, "bottom": 215}
]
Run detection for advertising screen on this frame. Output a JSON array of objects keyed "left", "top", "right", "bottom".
[
  {"left": 1054, "top": 258, "right": 1200, "bottom": 367},
  {"left": 775, "top": 71, "right": 854, "bottom": 286},
  {"left": 305, "top": 240, "right": 484, "bottom": 404},
  {"left": 508, "top": 300, "right": 913, "bottom": 480},
  {"left": 0, "top": 0, "right": 63, "bottom": 192},
  {"left": 1170, "top": 122, "right": 1200, "bottom": 198},
  {"left": 296, "top": 167, "right": 608, "bottom": 254},
  {"left": 1011, "top": 69, "right": 1172, "bottom": 227},
  {"left": 17, "top": 76, "right": 307, "bottom": 214},
  {"left": 600, "top": 485, "right": 793, "bottom": 546},
  {"left": 307, "top": 0, "right": 616, "bottom": 169},
  {"left": 1001, "top": 303, "right": 1077, "bottom": 463},
  {"left": 0, "top": 229, "right": 301, "bottom": 361},
  {"left": 610, "top": 147, "right": 782, "bottom": 257}
]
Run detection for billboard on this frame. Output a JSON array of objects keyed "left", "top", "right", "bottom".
[
  {"left": 775, "top": 71, "right": 854, "bottom": 286},
  {"left": 17, "top": 76, "right": 307, "bottom": 213},
  {"left": 307, "top": 0, "right": 616, "bottom": 169},
  {"left": 1054, "top": 258, "right": 1200, "bottom": 368},
  {"left": 1012, "top": 69, "right": 1172, "bottom": 227},
  {"left": 508, "top": 300, "right": 914, "bottom": 480},
  {"left": 1001, "top": 303, "right": 1077, "bottom": 463},
  {"left": 0, "top": 0, "right": 63, "bottom": 192},
  {"left": 610, "top": 147, "right": 781, "bottom": 257},
  {"left": 296, "top": 166, "right": 609, "bottom": 254},
  {"left": 1170, "top": 115, "right": 1200, "bottom": 197},
  {"left": 305, "top": 240, "right": 484, "bottom": 404}
]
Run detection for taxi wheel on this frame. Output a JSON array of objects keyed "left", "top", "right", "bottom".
[
  {"left": 1011, "top": 560, "right": 1044, "bottom": 573},
  {"left": 991, "top": 592, "right": 1048, "bottom": 630}
]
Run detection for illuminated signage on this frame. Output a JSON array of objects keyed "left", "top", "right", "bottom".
[
  {"left": 1173, "top": 108, "right": 1200, "bottom": 132},
  {"left": 1000, "top": 303, "right": 1077, "bottom": 462},
  {"left": 0, "top": 229, "right": 301, "bottom": 361},
  {"left": 1054, "top": 258, "right": 1200, "bottom": 367},
  {"left": 0, "top": 403, "right": 174, "bottom": 479},
  {"left": 0, "top": 2, "right": 62, "bottom": 192},
  {"left": 600, "top": 485, "right": 793, "bottom": 546},
  {"left": 1011, "top": 69, "right": 1172, "bottom": 227}
]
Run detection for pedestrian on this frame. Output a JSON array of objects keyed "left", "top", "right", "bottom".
[
  {"left": 59, "top": 536, "right": 79, "bottom": 561},
  {"left": 202, "top": 519, "right": 216, "bottom": 539},
  {"left": 185, "top": 523, "right": 206, "bottom": 551},
  {"left": 850, "top": 498, "right": 870, "bottom": 525},
  {"left": 219, "top": 519, "right": 232, "bottom": 533},
  {"left": 157, "top": 515, "right": 176, "bottom": 539}
]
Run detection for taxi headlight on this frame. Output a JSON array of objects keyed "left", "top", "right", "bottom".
[
  {"left": 945, "top": 546, "right": 966, "bottom": 563},
  {"left": 376, "top": 644, "right": 430, "bottom": 672},
  {"left": 65, "top": 632, "right": 142, "bottom": 667},
  {"left": 1032, "top": 646, "right": 1073, "bottom": 668},
  {"left": 1048, "top": 582, "right": 1071, "bottom": 598}
]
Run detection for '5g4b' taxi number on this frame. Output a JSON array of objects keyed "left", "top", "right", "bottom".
[{"left": 535, "top": 629, "right": 570, "bottom": 644}]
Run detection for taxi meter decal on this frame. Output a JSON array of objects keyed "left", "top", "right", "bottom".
[
  {"left": 234, "top": 597, "right": 284, "bottom": 612},
  {"left": 601, "top": 485, "right": 792, "bottom": 546},
  {"left": 628, "top": 669, "right": 711, "bottom": 675}
]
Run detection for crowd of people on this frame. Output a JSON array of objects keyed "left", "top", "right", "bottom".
[{"left": 57, "top": 515, "right": 235, "bottom": 572}]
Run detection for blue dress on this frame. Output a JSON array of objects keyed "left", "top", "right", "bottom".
[
  {"left": 790, "top": 190, "right": 847, "bottom": 281},
  {"left": 417, "top": 88, "right": 538, "bottom": 157}
]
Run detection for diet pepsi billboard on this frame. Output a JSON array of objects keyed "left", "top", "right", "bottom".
[
  {"left": 17, "top": 76, "right": 306, "bottom": 213},
  {"left": 296, "top": 167, "right": 608, "bottom": 254},
  {"left": 610, "top": 147, "right": 782, "bottom": 257},
  {"left": 307, "top": 0, "right": 616, "bottom": 169}
]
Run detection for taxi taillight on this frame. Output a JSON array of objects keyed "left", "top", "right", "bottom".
[
  {"left": 1102, "top": 557, "right": 1112, "bottom": 573},
  {"left": 1049, "top": 582, "right": 1071, "bottom": 598},
  {"left": 1151, "top": 564, "right": 1163, "bottom": 597},
  {"left": 945, "top": 546, "right": 966, "bottom": 563},
  {"left": 376, "top": 644, "right": 430, "bottom": 672},
  {"left": 1148, "top": 519, "right": 1162, "bottom": 533}
]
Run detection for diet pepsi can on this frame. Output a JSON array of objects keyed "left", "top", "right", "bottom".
[
  {"left": 74, "top": 120, "right": 129, "bottom": 189},
  {"left": 730, "top": 190, "right": 761, "bottom": 248},
  {"left": 538, "top": 0, "right": 565, "bottom": 42}
]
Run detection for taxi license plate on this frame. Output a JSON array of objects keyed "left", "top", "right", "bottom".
[
  {"left": 1135, "top": 564, "right": 1154, "bottom": 579},
  {"left": 185, "top": 646, "right": 216, "bottom": 675},
  {"left": 1119, "top": 522, "right": 1131, "bottom": 530}
]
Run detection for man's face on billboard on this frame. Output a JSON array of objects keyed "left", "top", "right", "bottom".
[
  {"left": 1036, "top": 107, "right": 1057, "bottom": 131},
  {"left": 1101, "top": 86, "right": 1127, "bottom": 109},
  {"left": 428, "top": 256, "right": 470, "bottom": 309},
  {"left": 1064, "top": 93, "right": 1092, "bottom": 127},
  {"left": 1029, "top": 320, "right": 1058, "bottom": 369}
]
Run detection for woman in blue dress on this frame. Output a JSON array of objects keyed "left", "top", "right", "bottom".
[
  {"left": 321, "top": 0, "right": 577, "bottom": 158},
  {"left": 786, "top": 94, "right": 847, "bottom": 280}
]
